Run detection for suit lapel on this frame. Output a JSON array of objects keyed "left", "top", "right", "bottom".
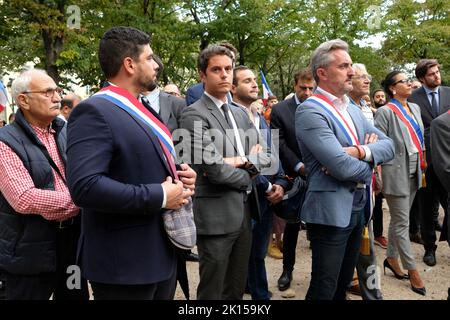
[
  {"left": 119, "top": 106, "right": 172, "bottom": 175},
  {"left": 418, "top": 87, "right": 434, "bottom": 119},
  {"left": 202, "top": 95, "right": 239, "bottom": 154},
  {"left": 159, "top": 93, "right": 171, "bottom": 125}
]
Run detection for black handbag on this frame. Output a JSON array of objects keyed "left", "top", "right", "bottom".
[{"left": 272, "top": 176, "right": 307, "bottom": 224}]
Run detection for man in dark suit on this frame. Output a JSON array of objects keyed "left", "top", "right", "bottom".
[
  {"left": 408, "top": 59, "right": 450, "bottom": 266},
  {"left": 180, "top": 46, "right": 272, "bottom": 299},
  {"left": 269, "top": 68, "right": 315, "bottom": 291},
  {"left": 66, "top": 26, "right": 196, "bottom": 300},
  {"left": 231, "top": 66, "right": 289, "bottom": 300},
  {"left": 431, "top": 111, "right": 450, "bottom": 300},
  {"left": 431, "top": 111, "right": 450, "bottom": 243}
]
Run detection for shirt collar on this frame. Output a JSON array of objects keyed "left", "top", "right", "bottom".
[
  {"left": 294, "top": 94, "right": 301, "bottom": 106},
  {"left": 423, "top": 85, "right": 439, "bottom": 95},
  {"left": 204, "top": 91, "right": 227, "bottom": 109},
  {"left": 315, "top": 86, "right": 350, "bottom": 111},
  {"left": 30, "top": 124, "right": 55, "bottom": 135}
]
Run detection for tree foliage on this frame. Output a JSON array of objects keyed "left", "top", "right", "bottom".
[{"left": 0, "top": 0, "right": 448, "bottom": 95}]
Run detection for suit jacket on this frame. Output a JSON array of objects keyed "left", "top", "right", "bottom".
[
  {"left": 232, "top": 105, "right": 290, "bottom": 211},
  {"left": 270, "top": 97, "right": 303, "bottom": 177},
  {"left": 180, "top": 95, "right": 272, "bottom": 235},
  {"left": 374, "top": 102, "right": 425, "bottom": 196},
  {"left": 295, "top": 99, "right": 394, "bottom": 227},
  {"left": 159, "top": 91, "right": 186, "bottom": 133},
  {"left": 431, "top": 111, "right": 450, "bottom": 192},
  {"left": 185, "top": 83, "right": 204, "bottom": 106},
  {"left": 408, "top": 86, "right": 450, "bottom": 165},
  {"left": 66, "top": 95, "right": 176, "bottom": 285}
]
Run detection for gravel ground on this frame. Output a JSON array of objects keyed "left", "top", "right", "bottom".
[{"left": 175, "top": 200, "right": 449, "bottom": 300}]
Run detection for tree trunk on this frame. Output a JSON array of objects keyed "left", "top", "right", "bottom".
[{"left": 41, "top": 29, "right": 64, "bottom": 84}]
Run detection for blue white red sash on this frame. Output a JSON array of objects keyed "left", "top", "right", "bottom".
[
  {"left": 387, "top": 99, "right": 425, "bottom": 170},
  {"left": 308, "top": 94, "right": 360, "bottom": 146},
  {"left": 93, "top": 85, "right": 178, "bottom": 178},
  {"left": 308, "top": 94, "right": 376, "bottom": 222}
]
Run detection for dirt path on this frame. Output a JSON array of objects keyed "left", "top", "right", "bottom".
[{"left": 176, "top": 200, "right": 450, "bottom": 300}]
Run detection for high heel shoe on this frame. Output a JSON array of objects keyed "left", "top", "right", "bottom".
[
  {"left": 411, "top": 285, "right": 426, "bottom": 296},
  {"left": 383, "top": 258, "right": 409, "bottom": 280}
]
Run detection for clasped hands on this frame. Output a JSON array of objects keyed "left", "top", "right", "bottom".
[
  {"left": 162, "top": 163, "right": 197, "bottom": 210},
  {"left": 222, "top": 144, "right": 262, "bottom": 169}
]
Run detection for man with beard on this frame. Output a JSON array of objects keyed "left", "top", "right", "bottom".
[
  {"left": 372, "top": 89, "right": 386, "bottom": 110},
  {"left": 66, "top": 27, "right": 196, "bottom": 300},
  {"left": 231, "top": 66, "right": 289, "bottom": 300},
  {"left": 408, "top": 59, "right": 450, "bottom": 266}
]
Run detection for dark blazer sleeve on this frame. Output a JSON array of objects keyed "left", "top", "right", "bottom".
[
  {"left": 270, "top": 100, "right": 302, "bottom": 176},
  {"left": 185, "top": 83, "right": 204, "bottom": 106},
  {"left": 431, "top": 113, "right": 450, "bottom": 191},
  {"left": 66, "top": 101, "right": 164, "bottom": 214}
]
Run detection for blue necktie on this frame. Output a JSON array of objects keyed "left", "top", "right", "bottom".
[{"left": 430, "top": 92, "right": 439, "bottom": 117}]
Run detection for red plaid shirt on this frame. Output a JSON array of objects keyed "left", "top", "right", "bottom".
[{"left": 0, "top": 124, "right": 78, "bottom": 221}]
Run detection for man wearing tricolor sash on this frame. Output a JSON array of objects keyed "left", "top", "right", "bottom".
[
  {"left": 66, "top": 27, "right": 196, "bottom": 300},
  {"left": 295, "top": 39, "right": 394, "bottom": 300}
]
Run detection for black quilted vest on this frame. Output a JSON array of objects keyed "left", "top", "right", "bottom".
[{"left": 0, "top": 110, "right": 67, "bottom": 274}]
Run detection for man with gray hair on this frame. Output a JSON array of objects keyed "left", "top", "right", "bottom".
[
  {"left": 295, "top": 39, "right": 394, "bottom": 299},
  {"left": 347, "top": 63, "right": 383, "bottom": 300},
  {"left": 0, "top": 69, "right": 88, "bottom": 299}
]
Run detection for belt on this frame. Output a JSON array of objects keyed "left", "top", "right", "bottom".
[
  {"left": 55, "top": 217, "right": 75, "bottom": 229},
  {"left": 356, "top": 182, "right": 366, "bottom": 189}
]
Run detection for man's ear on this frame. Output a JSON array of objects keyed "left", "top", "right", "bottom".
[
  {"left": 316, "top": 67, "right": 327, "bottom": 81},
  {"left": 199, "top": 71, "right": 207, "bottom": 83},
  {"left": 17, "top": 94, "right": 30, "bottom": 111},
  {"left": 122, "top": 57, "right": 135, "bottom": 75}
]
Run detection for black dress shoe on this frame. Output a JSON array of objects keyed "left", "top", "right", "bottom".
[
  {"left": 423, "top": 249, "right": 436, "bottom": 266},
  {"left": 277, "top": 270, "right": 292, "bottom": 291},
  {"left": 186, "top": 252, "right": 199, "bottom": 262}
]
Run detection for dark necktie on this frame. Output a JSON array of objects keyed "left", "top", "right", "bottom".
[
  {"left": 141, "top": 96, "right": 163, "bottom": 122},
  {"left": 221, "top": 103, "right": 233, "bottom": 128},
  {"left": 430, "top": 92, "right": 439, "bottom": 117}
]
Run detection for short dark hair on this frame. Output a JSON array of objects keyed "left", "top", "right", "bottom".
[
  {"left": 372, "top": 89, "right": 385, "bottom": 99},
  {"left": 61, "top": 99, "right": 74, "bottom": 109},
  {"left": 415, "top": 59, "right": 440, "bottom": 80},
  {"left": 197, "top": 45, "right": 234, "bottom": 74},
  {"left": 233, "top": 65, "right": 250, "bottom": 86},
  {"left": 99, "top": 26, "right": 150, "bottom": 78},
  {"left": 218, "top": 42, "right": 238, "bottom": 58},
  {"left": 381, "top": 70, "right": 402, "bottom": 99},
  {"left": 294, "top": 68, "right": 314, "bottom": 85}
]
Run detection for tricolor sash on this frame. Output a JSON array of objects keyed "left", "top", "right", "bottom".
[
  {"left": 93, "top": 85, "right": 178, "bottom": 178},
  {"left": 387, "top": 99, "right": 425, "bottom": 170},
  {"left": 307, "top": 93, "right": 377, "bottom": 223},
  {"left": 308, "top": 94, "right": 360, "bottom": 146}
]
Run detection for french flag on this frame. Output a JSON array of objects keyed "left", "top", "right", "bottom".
[
  {"left": 0, "top": 80, "right": 8, "bottom": 114},
  {"left": 260, "top": 69, "right": 273, "bottom": 106}
]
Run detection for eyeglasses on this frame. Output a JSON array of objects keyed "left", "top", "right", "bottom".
[
  {"left": 353, "top": 74, "right": 372, "bottom": 81},
  {"left": 393, "top": 79, "right": 412, "bottom": 85},
  {"left": 22, "top": 87, "right": 63, "bottom": 98}
]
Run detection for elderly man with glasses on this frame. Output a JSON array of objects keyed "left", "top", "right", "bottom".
[{"left": 0, "top": 69, "right": 88, "bottom": 300}]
